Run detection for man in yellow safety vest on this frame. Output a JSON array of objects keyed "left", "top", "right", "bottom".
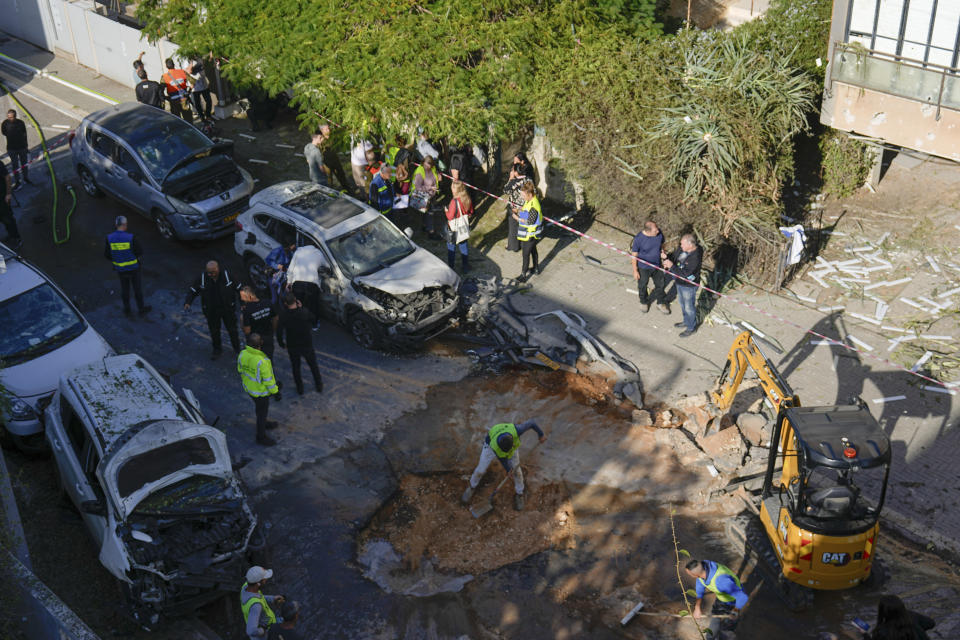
[
  {"left": 461, "top": 420, "right": 547, "bottom": 511},
  {"left": 237, "top": 333, "right": 281, "bottom": 446},
  {"left": 240, "top": 565, "right": 284, "bottom": 639},
  {"left": 684, "top": 558, "right": 749, "bottom": 628}
]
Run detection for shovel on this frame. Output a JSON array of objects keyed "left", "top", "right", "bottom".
[{"left": 469, "top": 472, "right": 512, "bottom": 518}]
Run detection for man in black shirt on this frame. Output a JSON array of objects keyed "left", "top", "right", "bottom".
[
  {"left": 0, "top": 161, "right": 20, "bottom": 246},
  {"left": 134, "top": 69, "right": 165, "bottom": 109},
  {"left": 2, "top": 110, "right": 30, "bottom": 190},
  {"left": 241, "top": 286, "right": 278, "bottom": 359},
  {"left": 277, "top": 292, "right": 323, "bottom": 395},
  {"left": 184, "top": 260, "right": 242, "bottom": 359}
]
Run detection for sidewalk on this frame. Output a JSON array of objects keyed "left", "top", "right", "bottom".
[{"left": 3, "top": 31, "right": 958, "bottom": 565}]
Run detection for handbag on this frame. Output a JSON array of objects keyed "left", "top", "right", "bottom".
[
  {"left": 410, "top": 189, "right": 430, "bottom": 212},
  {"left": 448, "top": 200, "right": 471, "bottom": 244}
]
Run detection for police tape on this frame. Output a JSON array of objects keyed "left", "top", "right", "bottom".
[
  {"left": 3, "top": 130, "right": 73, "bottom": 180},
  {"left": 314, "top": 114, "right": 959, "bottom": 392}
]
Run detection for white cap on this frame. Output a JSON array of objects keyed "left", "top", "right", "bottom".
[{"left": 246, "top": 566, "right": 273, "bottom": 583}]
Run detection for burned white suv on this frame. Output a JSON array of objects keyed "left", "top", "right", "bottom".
[
  {"left": 234, "top": 181, "right": 460, "bottom": 349},
  {"left": 43, "top": 354, "right": 260, "bottom": 626}
]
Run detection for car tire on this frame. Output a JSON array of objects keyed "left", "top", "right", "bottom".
[
  {"left": 244, "top": 254, "right": 269, "bottom": 292},
  {"left": 349, "top": 311, "right": 383, "bottom": 350},
  {"left": 9, "top": 432, "right": 50, "bottom": 456},
  {"left": 152, "top": 209, "right": 177, "bottom": 241},
  {"left": 77, "top": 165, "right": 103, "bottom": 198}
]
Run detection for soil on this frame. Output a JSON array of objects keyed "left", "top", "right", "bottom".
[{"left": 361, "top": 473, "right": 576, "bottom": 575}]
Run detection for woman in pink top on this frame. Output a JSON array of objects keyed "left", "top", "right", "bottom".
[{"left": 445, "top": 180, "right": 473, "bottom": 273}]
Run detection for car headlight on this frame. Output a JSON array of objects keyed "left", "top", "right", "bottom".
[
  {"left": 166, "top": 196, "right": 205, "bottom": 227},
  {"left": 8, "top": 397, "right": 37, "bottom": 421}
]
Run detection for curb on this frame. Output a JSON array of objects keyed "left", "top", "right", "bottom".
[{"left": 0, "top": 67, "right": 91, "bottom": 121}]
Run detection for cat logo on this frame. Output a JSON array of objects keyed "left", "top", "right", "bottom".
[{"left": 821, "top": 552, "right": 850, "bottom": 566}]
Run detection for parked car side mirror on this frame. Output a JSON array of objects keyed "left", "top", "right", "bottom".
[
  {"left": 403, "top": 227, "right": 414, "bottom": 239},
  {"left": 80, "top": 499, "right": 107, "bottom": 516},
  {"left": 245, "top": 232, "right": 257, "bottom": 245},
  {"left": 127, "top": 170, "right": 142, "bottom": 184}
]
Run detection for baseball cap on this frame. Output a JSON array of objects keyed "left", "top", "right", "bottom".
[{"left": 246, "top": 566, "right": 273, "bottom": 583}]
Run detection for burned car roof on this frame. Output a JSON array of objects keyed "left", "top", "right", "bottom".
[
  {"left": 65, "top": 354, "right": 189, "bottom": 449},
  {"left": 250, "top": 180, "right": 378, "bottom": 241}
]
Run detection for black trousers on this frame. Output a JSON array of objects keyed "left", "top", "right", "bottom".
[
  {"left": 252, "top": 395, "right": 270, "bottom": 440},
  {"left": 323, "top": 150, "right": 350, "bottom": 191},
  {"left": 118, "top": 269, "right": 146, "bottom": 313},
  {"left": 521, "top": 238, "right": 539, "bottom": 274},
  {"left": 0, "top": 202, "right": 20, "bottom": 241},
  {"left": 259, "top": 333, "right": 275, "bottom": 359},
  {"left": 9, "top": 149, "right": 28, "bottom": 184},
  {"left": 191, "top": 89, "right": 213, "bottom": 119},
  {"left": 288, "top": 346, "right": 321, "bottom": 392},
  {"left": 205, "top": 308, "right": 240, "bottom": 352},
  {"left": 507, "top": 207, "right": 520, "bottom": 252},
  {"left": 637, "top": 268, "right": 666, "bottom": 305},
  {"left": 292, "top": 281, "right": 321, "bottom": 319}
]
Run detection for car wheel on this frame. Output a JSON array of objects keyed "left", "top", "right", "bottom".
[
  {"left": 77, "top": 166, "right": 103, "bottom": 198},
  {"left": 244, "top": 254, "right": 269, "bottom": 292},
  {"left": 9, "top": 432, "right": 50, "bottom": 456},
  {"left": 349, "top": 311, "right": 383, "bottom": 350},
  {"left": 152, "top": 210, "right": 177, "bottom": 241}
]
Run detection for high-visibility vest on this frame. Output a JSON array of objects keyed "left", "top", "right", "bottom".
[
  {"left": 488, "top": 423, "right": 520, "bottom": 458},
  {"left": 700, "top": 562, "right": 742, "bottom": 603},
  {"left": 237, "top": 347, "right": 278, "bottom": 397},
  {"left": 384, "top": 146, "right": 399, "bottom": 166},
  {"left": 369, "top": 173, "right": 394, "bottom": 214},
  {"left": 107, "top": 230, "right": 139, "bottom": 272},
  {"left": 517, "top": 197, "right": 542, "bottom": 242},
  {"left": 411, "top": 165, "right": 438, "bottom": 193},
  {"left": 161, "top": 68, "right": 189, "bottom": 100},
  {"left": 240, "top": 583, "right": 277, "bottom": 627}
]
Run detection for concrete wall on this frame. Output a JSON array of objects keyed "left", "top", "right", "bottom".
[{"left": 0, "top": 0, "right": 179, "bottom": 88}]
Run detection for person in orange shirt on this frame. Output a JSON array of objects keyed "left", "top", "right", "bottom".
[{"left": 160, "top": 58, "right": 192, "bottom": 120}]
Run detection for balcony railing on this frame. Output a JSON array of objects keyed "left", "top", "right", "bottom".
[{"left": 830, "top": 42, "right": 960, "bottom": 120}]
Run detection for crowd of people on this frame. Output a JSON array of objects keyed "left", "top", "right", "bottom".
[{"left": 132, "top": 53, "right": 215, "bottom": 123}]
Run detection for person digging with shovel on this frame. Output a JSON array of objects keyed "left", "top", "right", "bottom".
[
  {"left": 684, "top": 558, "right": 749, "bottom": 631},
  {"left": 461, "top": 420, "right": 546, "bottom": 512}
]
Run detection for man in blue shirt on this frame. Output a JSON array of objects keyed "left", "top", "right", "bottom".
[
  {"left": 630, "top": 220, "right": 667, "bottom": 314},
  {"left": 685, "top": 558, "right": 748, "bottom": 627},
  {"left": 368, "top": 164, "right": 395, "bottom": 219}
]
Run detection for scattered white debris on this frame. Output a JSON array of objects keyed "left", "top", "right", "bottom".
[
  {"left": 276, "top": 143, "right": 295, "bottom": 149},
  {"left": 795, "top": 294, "right": 817, "bottom": 304},
  {"left": 937, "top": 287, "right": 960, "bottom": 299},
  {"left": 877, "top": 232, "right": 890, "bottom": 245},
  {"left": 874, "top": 301, "right": 888, "bottom": 322},
  {"left": 848, "top": 335, "right": 874, "bottom": 351},
  {"left": 923, "top": 385, "right": 956, "bottom": 395},
  {"left": 851, "top": 246, "right": 874, "bottom": 253},
  {"left": 818, "top": 305, "right": 844, "bottom": 312},
  {"left": 900, "top": 297, "right": 926, "bottom": 310},
  {"left": 881, "top": 325, "right": 907, "bottom": 332},
  {"left": 863, "top": 265, "right": 892, "bottom": 273},
  {"left": 886, "top": 335, "right": 916, "bottom": 352},
  {"left": 810, "top": 340, "right": 836, "bottom": 346},
  {"left": 917, "top": 296, "right": 946, "bottom": 311},
  {"left": 884, "top": 277, "right": 912, "bottom": 287},
  {"left": 294, "top": 153, "right": 306, "bottom": 158},
  {"left": 239, "top": 133, "right": 257, "bottom": 140},
  {"left": 809, "top": 273, "right": 829, "bottom": 288},
  {"left": 50, "top": 124, "right": 71, "bottom": 130},
  {"left": 920, "top": 335, "right": 952, "bottom": 341},
  {"left": 831, "top": 355, "right": 839, "bottom": 371},
  {"left": 955, "top": 225, "right": 960, "bottom": 232},
  {"left": 248, "top": 159, "right": 269, "bottom": 164},
  {"left": 835, "top": 259, "right": 863, "bottom": 267},
  {"left": 863, "top": 281, "right": 889, "bottom": 291},
  {"left": 926, "top": 256, "right": 942, "bottom": 273},
  {"left": 706, "top": 464, "right": 719, "bottom": 477},
  {"left": 740, "top": 321, "right": 765, "bottom": 338},
  {"left": 872, "top": 395, "right": 905, "bottom": 404},
  {"left": 816, "top": 256, "right": 837, "bottom": 272},
  {"left": 911, "top": 351, "right": 933, "bottom": 372},
  {"left": 849, "top": 312, "right": 881, "bottom": 326}
]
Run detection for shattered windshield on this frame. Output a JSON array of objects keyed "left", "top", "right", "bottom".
[
  {"left": 117, "top": 436, "right": 218, "bottom": 499},
  {"left": 130, "top": 120, "right": 213, "bottom": 182},
  {"left": 0, "top": 283, "right": 85, "bottom": 365},
  {"left": 133, "top": 475, "right": 237, "bottom": 514},
  {"left": 327, "top": 216, "right": 414, "bottom": 278}
]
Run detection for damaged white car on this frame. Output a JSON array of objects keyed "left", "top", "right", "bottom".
[
  {"left": 234, "top": 180, "right": 460, "bottom": 349},
  {"left": 43, "top": 354, "right": 261, "bottom": 626}
]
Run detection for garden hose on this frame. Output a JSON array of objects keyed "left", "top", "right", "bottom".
[{"left": 0, "top": 79, "right": 75, "bottom": 244}]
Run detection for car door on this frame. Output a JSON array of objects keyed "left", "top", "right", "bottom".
[
  {"left": 248, "top": 213, "right": 280, "bottom": 259},
  {"left": 44, "top": 401, "right": 107, "bottom": 544},
  {"left": 298, "top": 231, "right": 343, "bottom": 318},
  {"left": 87, "top": 129, "right": 123, "bottom": 198},
  {"left": 110, "top": 144, "right": 149, "bottom": 212}
]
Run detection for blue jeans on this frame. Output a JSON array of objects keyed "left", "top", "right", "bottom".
[
  {"left": 446, "top": 240, "right": 468, "bottom": 255},
  {"left": 676, "top": 284, "right": 697, "bottom": 331}
]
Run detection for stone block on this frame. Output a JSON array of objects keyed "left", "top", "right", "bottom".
[
  {"left": 631, "top": 409, "right": 653, "bottom": 427},
  {"left": 683, "top": 405, "right": 716, "bottom": 438},
  {"left": 654, "top": 428, "right": 711, "bottom": 467},
  {"left": 697, "top": 427, "right": 746, "bottom": 475},
  {"left": 737, "top": 412, "right": 769, "bottom": 447},
  {"left": 674, "top": 392, "right": 710, "bottom": 411}
]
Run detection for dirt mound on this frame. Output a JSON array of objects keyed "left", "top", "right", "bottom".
[{"left": 360, "top": 473, "right": 577, "bottom": 575}]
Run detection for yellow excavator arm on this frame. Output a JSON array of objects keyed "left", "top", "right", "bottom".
[{"left": 711, "top": 330, "right": 799, "bottom": 413}]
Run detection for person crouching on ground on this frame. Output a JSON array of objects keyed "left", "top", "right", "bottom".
[
  {"left": 461, "top": 419, "right": 547, "bottom": 511},
  {"left": 241, "top": 565, "right": 285, "bottom": 639},
  {"left": 684, "top": 558, "right": 748, "bottom": 629}
]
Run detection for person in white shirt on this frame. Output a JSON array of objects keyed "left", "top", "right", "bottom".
[
  {"left": 189, "top": 58, "right": 213, "bottom": 120},
  {"left": 350, "top": 138, "right": 375, "bottom": 194}
]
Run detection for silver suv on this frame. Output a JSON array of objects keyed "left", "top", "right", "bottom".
[{"left": 70, "top": 102, "right": 254, "bottom": 241}]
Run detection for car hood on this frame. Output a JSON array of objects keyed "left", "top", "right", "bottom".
[
  {"left": 0, "top": 326, "right": 112, "bottom": 400},
  {"left": 354, "top": 247, "right": 459, "bottom": 295},
  {"left": 97, "top": 420, "right": 234, "bottom": 520},
  {"left": 161, "top": 141, "right": 234, "bottom": 186}
]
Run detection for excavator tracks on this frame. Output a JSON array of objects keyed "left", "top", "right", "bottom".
[{"left": 725, "top": 513, "right": 815, "bottom": 612}]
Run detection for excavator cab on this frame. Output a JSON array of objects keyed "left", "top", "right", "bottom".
[{"left": 713, "top": 331, "right": 892, "bottom": 609}]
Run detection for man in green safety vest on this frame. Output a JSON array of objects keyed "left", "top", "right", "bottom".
[
  {"left": 237, "top": 333, "right": 281, "bottom": 446},
  {"left": 240, "top": 565, "right": 285, "bottom": 639},
  {"left": 103, "top": 215, "right": 151, "bottom": 317},
  {"left": 461, "top": 419, "right": 547, "bottom": 511},
  {"left": 684, "top": 558, "right": 749, "bottom": 628}
]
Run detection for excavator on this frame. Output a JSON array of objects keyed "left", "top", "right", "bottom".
[{"left": 711, "top": 330, "right": 892, "bottom": 611}]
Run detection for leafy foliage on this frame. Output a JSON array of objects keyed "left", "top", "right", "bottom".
[{"left": 819, "top": 131, "right": 872, "bottom": 198}]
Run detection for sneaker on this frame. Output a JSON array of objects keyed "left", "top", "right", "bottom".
[
  {"left": 534, "top": 267, "right": 541, "bottom": 275},
  {"left": 138, "top": 305, "right": 153, "bottom": 316},
  {"left": 256, "top": 435, "right": 278, "bottom": 447},
  {"left": 460, "top": 485, "right": 475, "bottom": 505},
  {"left": 265, "top": 420, "right": 279, "bottom": 430},
  {"left": 514, "top": 493, "right": 525, "bottom": 511},
  {"left": 640, "top": 303, "right": 650, "bottom": 313},
  {"left": 657, "top": 304, "right": 670, "bottom": 315},
  {"left": 674, "top": 322, "right": 686, "bottom": 328},
  {"left": 517, "top": 271, "right": 529, "bottom": 283},
  {"left": 679, "top": 329, "right": 696, "bottom": 338}
]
